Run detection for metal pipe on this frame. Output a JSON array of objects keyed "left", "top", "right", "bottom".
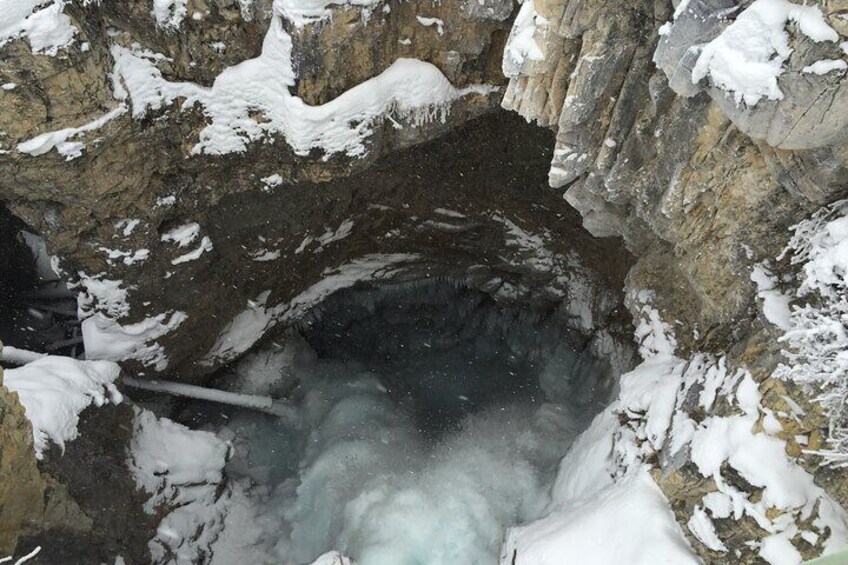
[
  {"left": 0, "top": 346, "right": 47, "bottom": 365},
  {"left": 121, "top": 376, "right": 300, "bottom": 422}
]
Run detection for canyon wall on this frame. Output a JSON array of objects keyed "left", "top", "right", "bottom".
[{"left": 502, "top": 0, "right": 848, "bottom": 559}]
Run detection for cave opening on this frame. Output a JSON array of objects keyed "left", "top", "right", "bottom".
[
  {"left": 168, "top": 276, "right": 625, "bottom": 564},
  {"left": 295, "top": 279, "right": 612, "bottom": 437},
  {"left": 0, "top": 110, "right": 636, "bottom": 565}
]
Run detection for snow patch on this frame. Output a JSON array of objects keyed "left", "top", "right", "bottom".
[
  {"left": 433, "top": 207, "right": 466, "bottom": 218},
  {"left": 688, "top": 506, "right": 727, "bottom": 552},
  {"left": 116, "top": 218, "right": 141, "bottom": 238},
  {"left": 690, "top": 0, "right": 840, "bottom": 105},
  {"left": 502, "top": 0, "right": 546, "bottom": 77},
  {"left": 17, "top": 105, "right": 126, "bottom": 160},
  {"left": 0, "top": 0, "right": 77, "bottom": 55},
  {"left": 82, "top": 311, "right": 187, "bottom": 371},
  {"left": 261, "top": 173, "right": 284, "bottom": 189},
  {"left": 128, "top": 407, "right": 230, "bottom": 563},
  {"left": 4, "top": 356, "right": 122, "bottom": 459},
  {"left": 802, "top": 59, "right": 848, "bottom": 75},
  {"left": 151, "top": 0, "right": 188, "bottom": 29},
  {"left": 308, "top": 553, "right": 356, "bottom": 565},
  {"left": 109, "top": 6, "right": 492, "bottom": 158},
  {"left": 416, "top": 16, "right": 444, "bottom": 35},
  {"left": 156, "top": 195, "right": 176, "bottom": 207},
  {"left": 99, "top": 246, "right": 150, "bottom": 266},
  {"left": 171, "top": 236, "right": 213, "bottom": 265},
  {"left": 501, "top": 469, "right": 698, "bottom": 565},
  {"left": 313, "top": 219, "right": 354, "bottom": 253},
  {"left": 161, "top": 222, "right": 200, "bottom": 247},
  {"left": 76, "top": 273, "right": 131, "bottom": 319},
  {"left": 251, "top": 249, "right": 282, "bottom": 261},
  {"left": 507, "top": 289, "right": 848, "bottom": 564},
  {"left": 751, "top": 264, "right": 792, "bottom": 330}
]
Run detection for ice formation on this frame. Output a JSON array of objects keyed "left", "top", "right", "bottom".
[
  {"left": 128, "top": 407, "right": 231, "bottom": 563},
  {"left": 775, "top": 200, "right": 848, "bottom": 464},
  {"left": 204, "top": 345, "right": 585, "bottom": 564},
  {"left": 128, "top": 280, "right": 616, "bottom": 565}
]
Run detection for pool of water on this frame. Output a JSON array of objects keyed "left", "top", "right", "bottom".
[{"left": 174, "top": 282, "right": 613, "bottom": 565}]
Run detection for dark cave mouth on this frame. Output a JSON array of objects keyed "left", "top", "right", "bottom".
[
  {"left": 165, "top": 276, "right": 628, "bottom": 563},
  {"left": 0, "top": 205, "right": 81, "bottom": 361},
  {"left": 290, "top": 278, "right": 615, "bottom": 437},
  {"left": 1, "top": 162, "right": 633, "bottom": 564}
]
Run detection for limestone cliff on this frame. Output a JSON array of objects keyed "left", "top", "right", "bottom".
[
  {"left": 501, "top": 0, "right": 848, "bottom": 559},
  {"left": 502, "top": 0, "right": 848, "bottom": 341}
]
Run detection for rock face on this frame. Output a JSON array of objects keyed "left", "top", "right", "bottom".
[
  {"left": 17, "top": 400, "right": 160, "bottom": 565},
  {"left": 501, "top": 0, "right": 848, "bottom": 344},
  {"left": 501, "top": 0, "right": 848, "bottom": 560},
  {"left": 1, "top": 3, "right": 638, "bottom": 558},
  {"left": 0, "top": 0, "right": 537, "bottom": 382},
  {"left": 654, "top": 0, "right": 848, "bottom": 150},
  {"left": 0, "top": 378, "right": 47, "bottom": 556}
]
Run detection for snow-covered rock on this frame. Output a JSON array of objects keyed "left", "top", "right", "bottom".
[
  {"left": 3, "top": 355, "right": 122, "bottom": 459},
  {"left": 128, "top": 407, "right": 231, "bottom": 564}
]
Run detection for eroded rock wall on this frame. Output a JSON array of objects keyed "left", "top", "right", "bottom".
[
  {"left": 503, "top": 0, "right": 848, "bottom": 346},
  {"left": 0, "top": 354, "right": 153, "bottom": 562},
  {"left": 0, "top": 0, "right": 516, "bottom": 380},
  {"left": 0, "top": 377, "right": 47, "bottom": 556},
  {"left": 2, "top": 0, "right": 636, "bottom": 381},
  {"left": 501, "top": 0, "right": 848, "bottom": 559}
]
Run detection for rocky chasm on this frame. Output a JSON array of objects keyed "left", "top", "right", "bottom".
[{"left": 2, "top": 0, "right": 848, "bottom": 563}]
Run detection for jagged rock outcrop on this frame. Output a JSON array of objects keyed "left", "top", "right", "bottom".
[
  {"left": 501, "top": 0, "right": 848, "bottom": 560},
  {"left": 17, "top": 400, "right": 160, "bottom": 565},
  {"left": 654, "top": 0, "right": 848, "bottom": 150},
  {"left": 0, "top": 349, "right": 155, "bottom": 562},
  {"left": 503, "top": 0, "right": 848, "bottom": 343}
]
